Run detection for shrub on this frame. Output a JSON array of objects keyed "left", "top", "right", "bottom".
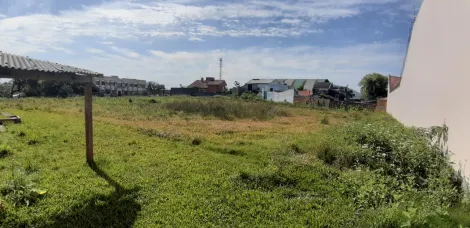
[
  {"left": 315, "top": 115, "right": 464, "bottom": 217},
  {"left": 1, "top": 169, "right": 46, "bottom": 207}
]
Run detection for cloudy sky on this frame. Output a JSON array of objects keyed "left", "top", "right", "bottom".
[{"left": 0, "top": 0, "right": 422, "bottom": 90}]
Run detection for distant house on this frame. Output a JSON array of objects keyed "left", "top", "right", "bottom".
[
  {"left": 189, "top": 77, "right": 227, "bottom": 93},
  {"left": 245, "top": 79, "right": 282, "bottom": 92},
  {"left": 389, "top": 76, "right": 401, "bottom": 92},
  {"left": 245, "top": 79, "right": 330, "bottom": 92}
]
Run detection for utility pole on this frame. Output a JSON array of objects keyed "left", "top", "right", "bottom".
[{"left": 219, "top": 57, "right": 223, "bottom": 80}]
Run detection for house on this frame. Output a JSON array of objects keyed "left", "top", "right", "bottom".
[
  {"left": 276, "top": 79, "right": 330, "bottom": 91},
  {"left": 245, "top": 79, "right": 330, "bottom": 92},
  {"left": 188, "top": 77, "right": 227, "bottom": 93},
  {"left": 387, "top": 0, "right": 470, "bottom": 178},
  {"left": 389, "top": 76, "right": 401, "bottom": 92},
  {"left": 245, "top": 79, "right": 282, "bottom": 92}
]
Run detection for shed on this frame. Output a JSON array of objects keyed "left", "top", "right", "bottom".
[{"left": 0, "top": 51, "right": 103, "bottom": 163}]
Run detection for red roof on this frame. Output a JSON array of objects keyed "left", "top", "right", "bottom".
[
  {"left": 206, "top": 80, "right": 226, "bottom": 86},
  {"left": 297, "top": 90, "right": 313, "bottom": 96},
  {"left": 188, "top": 80, "right": 208, "bottom": 89},
  {"left": 188, "top": 78, "right": 227, "bottom": 89},
  {"left": 389, "top": 76, "right": 401, "bottom": 92}
]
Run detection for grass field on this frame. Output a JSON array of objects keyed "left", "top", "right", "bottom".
[{"left": 0, "top": 97, "right": 468, "bottom": 227}]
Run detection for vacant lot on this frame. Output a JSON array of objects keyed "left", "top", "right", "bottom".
[{"left": 0, "top": 97, "right": 468, "bottom": 227}]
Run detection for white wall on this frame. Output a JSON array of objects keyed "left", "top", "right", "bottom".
[
  {"left": 387, "top": 0, "right": 470, "bottom": 177},
  {"left": 266, "top": 89, "right": 294, "bottom": 103}
]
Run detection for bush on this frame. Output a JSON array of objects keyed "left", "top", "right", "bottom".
[
  {"left": 1, "top": 169, "right": 46, "bottom": 207},
  {"left": 315, "top": 115, "right": 464, "bottom": 222},
  {"left": 164, "top": 98, "right": 289, "bottom": 120}
]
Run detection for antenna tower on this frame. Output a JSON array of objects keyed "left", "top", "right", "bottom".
[{"left": 219, "top": 57, "right": 223, "bottom": 80}]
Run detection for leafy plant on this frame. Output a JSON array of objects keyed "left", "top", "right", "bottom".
[{"left": 1, "top": 169, "right": 46, "bottom": 207}]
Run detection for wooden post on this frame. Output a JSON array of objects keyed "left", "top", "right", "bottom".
[{"left": 85, "top": 80, "right": 94, "bottom": 163}]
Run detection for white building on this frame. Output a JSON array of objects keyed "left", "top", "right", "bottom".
[
  {"left": 93, "top": 76, "right": 146, "bottom": 96},
  {"left": 387, "top": 0, "right": 470, "bottom": 178}
]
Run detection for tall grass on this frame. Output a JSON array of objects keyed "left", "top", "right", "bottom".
[{"left": 164, "top": 98, "right": 290, "bottom": 120}]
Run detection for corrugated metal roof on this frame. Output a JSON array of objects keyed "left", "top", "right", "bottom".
[
  {"left": 246, "top": 79, "right": 274, "bottom": 84},
  {"left": 313, "top": 82, "right": 332, "bottom": 89},
  {"left": 0, "top": 51, "right": 102, "bottom": 76},
  {"left": 303, "top": 79, "right": 318, "bottom": 91},
  {"left": 283, "top": 79, "right": 295, "bottom": 87},
  {"left": 292, "top": 79, "right": 306, "bottom": 89}
]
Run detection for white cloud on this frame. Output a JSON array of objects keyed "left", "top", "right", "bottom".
[
  {"left": 188, "top": 37, "right": 205, "bottom": 42},
  {"left": 110, "top": 46, "right": 141, "bottom": 58},
  {"left": 0, "top": 0, "right": 403, "bottom": 54},
  {"left": 86, "top": 48, "right": 105, "bottom": 54},
  {"left": 53, "top": 42, "right": 404, "bottom": 91},
  {"left": 0, "top": 14, "right": 6, "bottom": 18},
  {"left": 281, "top": 18, "right": 302, "bottom": 24}
]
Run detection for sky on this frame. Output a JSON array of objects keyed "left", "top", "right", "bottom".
[{"left": 0, "top": 0, "right": 423, "bottom": 90}]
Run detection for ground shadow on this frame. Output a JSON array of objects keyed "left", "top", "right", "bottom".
[{"left": 39, "top": 162, "right": 142, "bottom": 228}]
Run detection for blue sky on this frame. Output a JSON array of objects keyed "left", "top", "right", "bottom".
[{"left": 0, "top": 0, "right": 422, "bottom": 90}]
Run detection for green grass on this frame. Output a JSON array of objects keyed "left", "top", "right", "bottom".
[{"left": 0, "top": 97, "right": 468, "bottom": 227}]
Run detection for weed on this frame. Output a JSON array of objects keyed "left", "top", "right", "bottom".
[
  {"left": 148, "top": 99, "right": 159, "bottom": 104},
  {"left": 27, "top": 139, "right": 39, "bottom": 145},
  {"left": 139, "top": 129, "right": 185, "bottom": 141},
  {"left": 191, "top": 138, "right": 202, "bottom": 146},
  {"left": 320, "top": 115, "right": 330, "bottom": 125},
  {"left": 1, "top": 169, "right": 46, "bottom": 207},
  {"left": 237, "top": 171, "right": 298, "bottom": 191},
  {"left": 24, "top": 160, "right": 39, "bottom": 174},
  {"left": 210, "top": 147, "right": 246, "bottom": 156},
  {"left": 0, "top": 145, "right": 12, "bottom": 158},
  {"left": 289, "top": 143, "right": 304, "bottom": 154},
  {"left": 18, "top": 132, "right": 26, "bottom": 137}
]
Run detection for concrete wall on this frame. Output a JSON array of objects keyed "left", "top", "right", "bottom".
[
  {"left": 265, "top": 89, "right": 294, "bottom": 103},
  {"left": 387, "top": 0, "right": 470, "bottom": 177}
]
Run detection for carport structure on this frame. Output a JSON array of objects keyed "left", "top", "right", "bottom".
[{"left": 0, "top": 51, "right": 103, "bottom": 163}]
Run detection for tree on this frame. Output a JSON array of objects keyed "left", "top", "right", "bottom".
[
  {"left": 0, "top": 81, "right": 13, "bottom": 97},
  {"left": 146, "top": 81, "right": 165, "bottom": 95},
  {"left": 58, "top": 85, "right": 74, "bottom": 98},
  {"left": 10, "top": 79, "right": 28, "bottom": 97},
  {"left": 234, "top": 81, "right": 241, "bottom": 88},
  {"left": 358, "top": 73, "right": 388, "bottom": 100}
]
